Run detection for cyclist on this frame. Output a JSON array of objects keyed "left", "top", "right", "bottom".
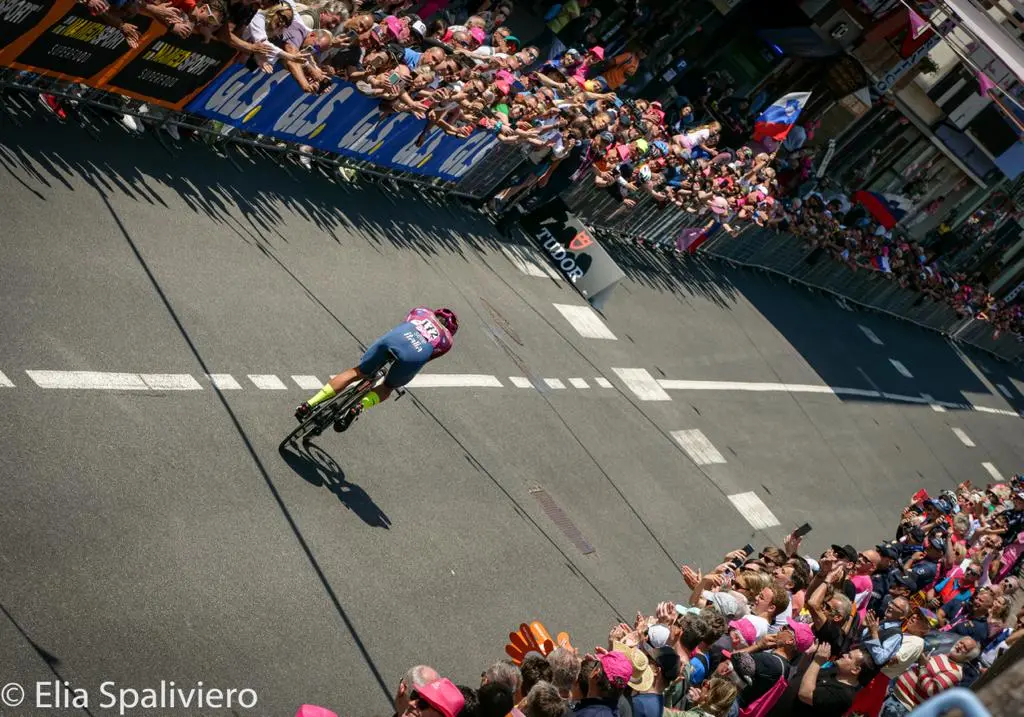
[{"left": 294, "top": 306, "right": 458, "bottom": 431}]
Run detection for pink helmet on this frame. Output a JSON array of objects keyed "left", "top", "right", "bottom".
[{"left": 434, "top": 307, "right": 459, "bottom": 335}]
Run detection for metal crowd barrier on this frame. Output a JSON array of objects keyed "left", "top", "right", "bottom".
[{"left": 4, "top": 71, "right": 1022, "bottom": 364}]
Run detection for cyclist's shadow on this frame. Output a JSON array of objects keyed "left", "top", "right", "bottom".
[{"left": 278, "top": 439, "right": 392, "bottom": 529}]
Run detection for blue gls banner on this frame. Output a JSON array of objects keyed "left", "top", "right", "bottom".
[{"left": 186, "top": 64, "right": 499, "bottom": 181}]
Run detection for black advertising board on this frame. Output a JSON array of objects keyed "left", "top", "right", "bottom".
[
  {"left": 106, "top": 32, "right": 235, "bottom": 106},
  {"left": 519, "top": 198, "right": 626, "bottom": 308},
  {"left": 15, "top": 4, "right": 150, "bottom": 79},
  {"left": 0, "top": 0, "right": 52, "bottom": 48}
]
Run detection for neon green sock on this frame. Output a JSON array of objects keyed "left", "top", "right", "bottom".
[
  {"left": 360, "top": 390, "right": 381, "bottom": 410},
  {"left": 307, "top": 384, "right": 336, "bottom": 407}
]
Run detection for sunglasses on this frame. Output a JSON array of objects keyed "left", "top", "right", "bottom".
[{"left": 409, "top": 693, "right": 435, "bottom": 712}]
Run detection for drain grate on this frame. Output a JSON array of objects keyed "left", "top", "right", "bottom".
[{"left": 530, "top": 487, "right": 595, "bottom": 555}]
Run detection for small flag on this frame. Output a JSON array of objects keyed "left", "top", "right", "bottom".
[
  {"left": 977, "top": 72, "right": 998, "bottom": 96},
  {"left": 908, "top": 9, "right": 929, "bottom": 39},
  {"left": 752, "top": 91, "right": 811, "bottom": 142}
]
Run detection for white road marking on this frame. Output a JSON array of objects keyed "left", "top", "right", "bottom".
[
  {"left": 996, "top": 383, "right": 1013, "bottom": 399},
  {"left": 613, "top": 368, "right": 671, "bottom": 401},
  {"left": 982, "top": 462, "right": 1004, "bottom": 481},
  {"left": 921, "top": 393, "right": 946, "bottom": 412},
  {"left": 0, "top": 371, "right": 13, "bottom": 387},
  {"left": 406, "top": 374, "right": 503, "bottom": 388},
  {"left": 728, "top": 492, "right": 781, "bottom": 530},
  {"left": 140, "top": 374, "right": 202, "bottom": 391},
  {"left": 207, "top": 374, "right": 242, "bottom": 390},
  {"left": 291, "top": 375, "right": 322, "bottom": 390},
  {"left": 553, "top": 303, "right": 617, "bottom": 340},
  {"left": 501, "top": 245, "right": 561, "bottom": 280},
  {"left": 671, "top": 429, "right": 726, "bottom": 465},
  {"left": 859, "top": 325, "right": 884, "bottom": 345},
  {"left": 890, "top": 359, "right": 913, "bottom": 378},
  {"left": 660, "top": 379, "right": 836, "bottom": 394},
  {"left": 951, "top": 428, "right": 975, "bottom": 447},
  {"left": 26, "top": 370, "right": 148, "bottom": 390},
  {"left": 544, "top": 378, "right": 567, "bottom": 389},
  {"left": 595, "top": 377, "right": 613, "bottom": 388},
  {"left": 568, "top": 378, "right": 589, "bottom": 389},
  {"left": 248, "top": 374, "right": 287, "bottom": 390},
  {"left": 509, "top": 376, "right": 534, "bottom": 388}
]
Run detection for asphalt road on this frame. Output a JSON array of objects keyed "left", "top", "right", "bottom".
[{"left": 2, "top": 108, "right": 1024, "bottom": 716}]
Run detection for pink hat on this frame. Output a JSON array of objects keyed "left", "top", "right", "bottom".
[
  {"left": 415, "top": 679, "right": 465, "bottom": 717},
  {"left": 589, "top": 45, "right": 605, "bottom": 60},
  {"left": 709, "top": 196, "right": 730, "bottom": 215},
  {"left": 729, "top": 619, "right": 757, "bottom": 647},
  {"left": 785, "top": 618, "right": 815, "bottom": 653},
  {"left": 496, "top": 69, "right": 515, "bottom": 84},
  {"left": 597, "top": 650, "right": 634, "bottom": 687},
  {"left": 470, "top": 26, "right": 487, "bottom": 45}
]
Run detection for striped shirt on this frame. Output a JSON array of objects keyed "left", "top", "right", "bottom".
[{"left": 891, "top": 655, "right": 963, "bottom": 709}]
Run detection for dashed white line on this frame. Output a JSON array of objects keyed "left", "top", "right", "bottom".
[
  {"left": 140, "top": 374, "right": 202, "bottom": 391},
  {"left": 612, "top": 368, "right": 671, "bottom": 401},
  {"left": 291, "top": 375, "right": 323, "bottom": 390},
  {"left": 26, "top": 370, "right": 147, "bottom": 390},
  {"left": 0, "top": 371, "right": 13, "bottom": 387},
  {"left": 509, "top": 376, "right": 534, "bottom": 388},
  {"left": 889, "top": 359, "right": 914, "bottom": 378},
  {"left": 728, "top": 492, "right": 781, "bottom": 530},
  {"left": 671, "top": 429, "right": 726, "bottom": 465},
  {"left": 921, "top": 393, "right": 946, "bottom": 412},
  {"left": 996, "top": 383, "right": 1013, "bottom": 399},
  {"left": 951, "top": 428, "right": 975, "bottom": 447},
  {"left": 568, "top": 378, "right": 589, "bottom": 389},
  {"left": 248, "top": 374, "right": 287, "bottom": 390},
  {"left": 544, "top": 378, "right": 567, "bottom": 389},
  {"left": 406, "top": 374, "right": 503, "bottom": 388},
  {"left": 552, "top": 304, "right": 617, "bottom": 340},
  {"left": 982, "top": 462, "right": 1004, "bottom": 481},
  {"left": 859, "top": 325, "right": 884, "bottom": 345},
  {"left": 207, "top": 373, "right": 242, "bottom": 390},
  {"left": 595, "top": 377, "right": 613, "bottom": 388}
]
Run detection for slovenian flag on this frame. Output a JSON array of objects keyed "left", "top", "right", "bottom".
[{"left": 752, "top": 91, "right": 812, "bottom": 142}]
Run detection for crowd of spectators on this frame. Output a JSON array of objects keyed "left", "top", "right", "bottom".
[
  {"left": 314, "top": 474, "right": 1024, "bottom": 717},
  {"left": 61, "top": 0, "right": 778, "bottom": 234},
  {"left": 57, "top": 0, "right": 1018, "bottom": 340},
  {"left": 765, "top": 193, "right": 1024, "bottom": 340}
]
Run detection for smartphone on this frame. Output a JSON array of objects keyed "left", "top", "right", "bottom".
[
  {"left": 742, "top": 543, "right": 755, "bottom": 556},
  {"left": 794, "top": 523, "right": 813, "bottom": 539}
]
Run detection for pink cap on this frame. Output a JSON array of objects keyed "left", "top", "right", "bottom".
[
  {"left": 470, "top": 26, "right": 487, "bottom": 45},
  {"left": 597, "top": 650, "right": 633, "bottom": 687},
  {"left": 416, "top": 679, "right": 465, "bottom": 717},
  {"left": 729, "top": 619, "right": 757, "bottom": 647},
  {"left": 496, "top": 69, "right": 515, "bottom": 84},
  {"left": 786, "top": 618, "right": 815, "bottom": 653},
  {"left": 494, "top": 79, "right": 511, "bottom": 94},
  {"left": 589, "top": 45, "right": 605, "bottom": 60},
  {"left": 295, "top": 707, "right": 338, "bottom": 717}
]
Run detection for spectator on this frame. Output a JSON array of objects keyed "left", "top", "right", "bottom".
[
  {"left": 395, "top": 665, "right": 440, "bottom": 716},
  {"left": 794, "top": 643, "right": 867, "bottom": 717},
  {"left": 402, "top": 677, "right": 465, "bottom": 717},
  {"left": 860, "top": 599, "right": 910, "bottom": 669},
  {"left": 942, "top": 587, "right": 994, "bottom": 644},
  {"left": 477, "top": 683, "right": 515, "bottom": 717},
  {"left": 628, "top": 645, "right": 680, "bottom": 717},
  {"left": 736, "top": 619, "right": 813, "bottom": 708},
  {"left": 524, "top": 682, "right": 567, "bottom": 717},
  {"left": 482, "top": 660, "right": 522, "bottom": 704},
  {"left": 672, "top": 676, "right": 736, "bottom": 717},
  {"left": 880, "top": 636, "right": 980, "bottom": 716},
  {"left": 573, "top": 650, "right": 632, "bottom": 717},
  {"left": 883, "top": 607, "right": 935, "bottom": 679},
  {"left": 547, "top": 648, "right": 581, "bottom": 700}
]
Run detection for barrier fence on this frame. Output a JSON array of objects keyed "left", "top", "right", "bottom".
[{"left": 2, "top": 5, "right": 1021, "bottom": 364}]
